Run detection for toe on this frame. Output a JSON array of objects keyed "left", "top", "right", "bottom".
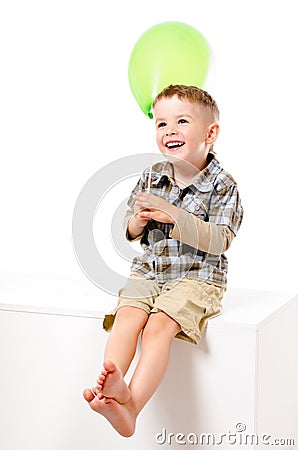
[
  {"left": 97, "top": 375, "right": 105, "bottom": 383},
  {"left": 83, "top": 388, "right": 95, "bottom": 402},
  {"left": 103, "top": 360, "right": 117, "bottom": 372}
]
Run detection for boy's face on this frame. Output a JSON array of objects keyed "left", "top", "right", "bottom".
[{"left": 153, "top": 95, "right": 218, "bottom": 170}]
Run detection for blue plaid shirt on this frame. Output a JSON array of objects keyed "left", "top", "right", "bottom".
[{"left": 126, "top": 155, "right": 243, "bottom": 287}]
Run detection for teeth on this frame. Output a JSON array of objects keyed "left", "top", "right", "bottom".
[{"left": 166, "top": 141, "right": 184, "bottom": 149}]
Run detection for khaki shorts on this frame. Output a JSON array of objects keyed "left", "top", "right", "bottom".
[{"left": 103, "top": 273, "right": 226, "bottom": 345}]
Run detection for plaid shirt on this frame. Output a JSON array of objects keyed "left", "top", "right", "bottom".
[{"left": 126, "top": 154, "right": 243, "bottom": 287}]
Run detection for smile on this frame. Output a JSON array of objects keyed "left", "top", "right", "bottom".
[{"left": 165, "top": 141, "right": 185, "bottom": 150}]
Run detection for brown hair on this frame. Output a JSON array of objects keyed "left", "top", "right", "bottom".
[{"left": 152, "top": 84, "right": 219, "bottom": 122}]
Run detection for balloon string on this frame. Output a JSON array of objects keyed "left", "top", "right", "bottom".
[
  {"left": 147, "top": 165, "right": 152, "bottom": 193},
  {"left": 146, "top": 134, "right": 156, "bottom": 193}
]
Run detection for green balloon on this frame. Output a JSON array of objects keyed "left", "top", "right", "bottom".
[{"left": 128, "top": 21, "right": 211, "bottom": 118}]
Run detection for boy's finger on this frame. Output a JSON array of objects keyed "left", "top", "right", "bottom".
[
  {"left": 135, "top": 200, "right": 151, "bottom": 208},
  {"left": 139, "top": 211, "right": 151, "bottom": 219}
]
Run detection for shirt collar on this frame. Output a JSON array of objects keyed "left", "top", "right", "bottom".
[
  {"left": 151, "top": 153, "right": 222, "bottom": 191},
  {"left": 151, "top": 160, "right": 175, "bottom": 185},
  {"left": 190, "top": 154, "right": 222, "bottom": 192}
]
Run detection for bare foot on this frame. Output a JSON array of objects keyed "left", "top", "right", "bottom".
[
  {"left": 83, "top": 388, "right": 136, "bottom": 437},
  {"left": 96, "top": 360, "right": 130, "bottom": 403}
]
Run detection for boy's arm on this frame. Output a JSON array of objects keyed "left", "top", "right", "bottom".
[
  {"left": 169, "top": 180, "right": 243, "bottom": 254},
  {"left": 125, "top": 200, "right": 234, "bottom": 253},
  {"left": 133, "top": 192, "right": 234, "bottom": 254},
  {"left": 123, "top": 167, "right": 152, "bottom": 242},
  {"left": 169, "top": 209, "right": 235, "bottom": 255}
]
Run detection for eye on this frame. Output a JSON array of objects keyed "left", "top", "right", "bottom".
[
  {"left": 178, "top": 118, "right": 188, "bottom": 124},
  {"left": 157, "top": 122, "right": 166, "bottom": 128}
]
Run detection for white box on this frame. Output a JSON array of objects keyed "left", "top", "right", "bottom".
[{"left": 0, "top": 273, "right": 297, "bottom": 450}]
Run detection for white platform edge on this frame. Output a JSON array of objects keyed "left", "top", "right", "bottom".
[
  {"left": 1, "top": 292, "right": 297, "bottom": 332},
  {"left": 0, "top": 303, "right": 103, "bottom": 319}
]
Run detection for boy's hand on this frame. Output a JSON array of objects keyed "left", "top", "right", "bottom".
[
  {"left": 126, "top": 206, "right": 150, "bottom": 240},
  {"left": 133, "top": 192, "right": 180, "bottom": 224}
]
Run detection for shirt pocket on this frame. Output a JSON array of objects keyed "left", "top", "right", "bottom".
[{"left": 182, "top": 196, "right": 210, "bottom": 221}]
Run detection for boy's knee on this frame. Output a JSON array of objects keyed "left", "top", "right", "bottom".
[
  {"left": 115, "top": 306, "right": 148, "bottom": 330},
  {"left": 142, "top": 311, "right": 181, "bottom": 339}
]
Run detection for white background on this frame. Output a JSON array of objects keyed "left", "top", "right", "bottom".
[{"left": 1, "top": 0, "right": 297, "bottom": 294}]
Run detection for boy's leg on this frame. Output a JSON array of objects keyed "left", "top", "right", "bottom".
[
  {"left": 128, "top": 311, "right": 181, "bottom": 414},
  {"left": 104, "top": 305, "right": 149, "bottom": 375},
  {"left": 85, "top": 311, "right": 180, "bottom": 437},
  {"left": 84, "top": 305, "right": 148, "bottom": 403}
]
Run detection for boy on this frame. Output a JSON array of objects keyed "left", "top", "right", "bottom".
[{"left": 83, "top": 85, "right": 243, "bottom": 437}]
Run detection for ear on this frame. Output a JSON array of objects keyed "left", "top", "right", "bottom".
[{"left": 206, "top": 123, "right": 220, "bottom": 144}]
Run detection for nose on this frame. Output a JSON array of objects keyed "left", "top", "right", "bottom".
[{"left": 165, "top": 127, "right": 177, "bottom": 136}]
